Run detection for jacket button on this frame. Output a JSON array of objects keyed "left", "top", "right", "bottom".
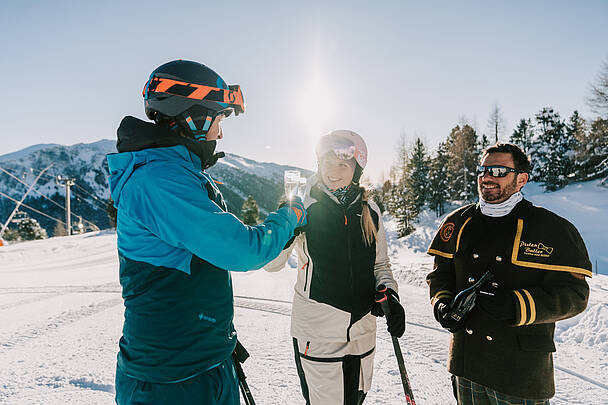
[
  {"left": 486, "top": 335, "right": 493, "bottom": 341},
  {"left": 468, "top": 277, "right": 475, "bottom": 283},
  {"left": 466, "top": 328, "right": 473, "bottom": 335},
  {"left": 495, "top": 256, "right": 503, "bottom": 262},
  {"left": 473, "top": 253, "right": 479, "bottom": 259}
]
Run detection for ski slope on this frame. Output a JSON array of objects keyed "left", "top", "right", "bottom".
[{"left": 1, "top": 216, "right": 607, "bottom": 404}]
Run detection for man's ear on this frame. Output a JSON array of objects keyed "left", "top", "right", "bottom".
[{"left": 517, "top": 172, "right": 529, "bottom": 190}]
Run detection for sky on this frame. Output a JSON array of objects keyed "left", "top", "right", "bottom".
[{"left": 1, "top": 0, "right": 607, "bottom": 181}]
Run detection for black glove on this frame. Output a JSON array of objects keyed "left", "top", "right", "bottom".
[
  {"left": 433, "top": 299, "right": 464, "bottom": 333},
  {"left": 476, "top": 287, "right": 516, "bottom": 322},
  {"left": 374, "top": 288, "right": 406, "bottom": 338}
]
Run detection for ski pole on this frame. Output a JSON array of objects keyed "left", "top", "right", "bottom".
[
  {"left": 376, "top": 285, "right": 416, "bottom": 405},
  {"left": 233, "top": 340, "right": 256, "bottom": 405}
]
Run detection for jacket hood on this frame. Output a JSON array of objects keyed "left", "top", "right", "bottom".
[
  {"left": 107, "top": 116, "right": 209, "bottom": 207},
  {"left": 116, "top": 116, "right": 180, "bottom": 153},
  {"left": 115, "top": 116, "right": 220, "bottom": 169}
]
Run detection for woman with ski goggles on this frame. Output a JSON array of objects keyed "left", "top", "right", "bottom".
[{"left": 266, "top": 130, "right": 404, "bottom": 405}]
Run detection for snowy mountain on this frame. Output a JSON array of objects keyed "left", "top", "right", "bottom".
[
  {"left": 0, "top": 140, "right": 311, "bottom": 236},
  {"left": 0, "top": 144, "right": 61, "bottom": 162}
]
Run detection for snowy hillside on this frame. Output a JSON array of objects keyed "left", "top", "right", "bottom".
[{"left": 1, "top": 214, "right": 607, "bottom": 404}]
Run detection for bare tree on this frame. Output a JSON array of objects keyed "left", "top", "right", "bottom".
[
  {"left": 587, "top": 58, "right": 608, "bottom": 118},
  {"left": 487, "top": 102, "right": 507, "bottom": 143}
]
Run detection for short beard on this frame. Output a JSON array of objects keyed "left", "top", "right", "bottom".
[{"left": 479, "top": 176, "right": 519, "bottom": 203}]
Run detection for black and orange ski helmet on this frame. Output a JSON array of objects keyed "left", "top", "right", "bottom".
[{"left": 143, "top": 60, "right": 245, "bottom": 140}]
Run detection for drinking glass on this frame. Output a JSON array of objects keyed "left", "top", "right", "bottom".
[{"left": 284, "top": 170, "right": 302, "bottom": 200}]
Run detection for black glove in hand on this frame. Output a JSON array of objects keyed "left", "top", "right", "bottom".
[
  {"left": 476, "top": 287, "right": 516, "bottom": 322},
  {"left": 375, "top": 288, "right": 406, "bottom": 338},
  {"left": 371, "top": 301, "right": 384, "bottom": 317},
  {"left": 434, "top": 299, "right": 464, "bottom": 333}
]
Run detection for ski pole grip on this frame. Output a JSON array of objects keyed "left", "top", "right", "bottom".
[
  {"left": 234, "top": 340, "right": 250, "bottom": 364},
  {"left": 375, "top": 284, "right": 391, "bottom": 317},
  {"left": 375, "top": 284, "right": 388, "bottom": 303}
]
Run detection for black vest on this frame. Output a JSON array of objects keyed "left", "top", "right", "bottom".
[{"left": 304, "top": 186, "right": 379, "bottom": 326}]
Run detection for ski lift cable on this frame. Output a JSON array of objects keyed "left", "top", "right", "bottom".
[
  {"left": 27, "top": 166, "right": 109, "bottom": 209},
  {"left": 0, "top": 190, "right": 66, "bottom": 225},
  {"left": 0, "top": 166, "right": 65, "bottom": 210},
  {"left": 0, "top": 166, "right": 101, "bottom": 229},
  {"left": 69, "top": 187, "right": 110, "bottom": 211},
  {"left": 72, "top": 182, "right": 107, "bottom": 204},
  {"left": 68, "top": 186, "right": 108, "bottom": 210}
]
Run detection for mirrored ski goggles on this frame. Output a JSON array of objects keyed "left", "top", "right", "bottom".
[
  {"left": 476, "top": 165, "right": 524, "bottom": 177},
  {"left": 143, "top": 77, "right": 245, "bottom": 115},
  {"left": 317, "top": 138, "right": 357, "bottom": 161}
]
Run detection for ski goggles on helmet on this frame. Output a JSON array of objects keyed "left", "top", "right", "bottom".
[
  {"left": 476, "top": 165, "right": 524, "bottom": 177},
  {"left": 143, "top": 77, "right": 245, "bottom": 115},
  {"left": 316, "top": 136, "right": 359, "bottom": 162}
]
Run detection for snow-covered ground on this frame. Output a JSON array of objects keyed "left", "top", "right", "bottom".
[{"left": 0, "top": 180, "right": 607, "bottom": 404}]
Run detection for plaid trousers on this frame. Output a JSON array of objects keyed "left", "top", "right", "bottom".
[{"left": 454, "top": 376, "right": 550, "bottom": 405}]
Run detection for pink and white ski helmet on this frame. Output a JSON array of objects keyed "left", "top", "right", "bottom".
[{"left": 315, "top": 130, "right": 368, "bottom": 170}]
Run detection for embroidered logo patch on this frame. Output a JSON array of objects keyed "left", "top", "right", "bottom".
[
  {"left": 520, "top": 241, "right": 554, "bottom": 258},
  {"left": 440, "top": 222, "right": 455, "bottom": 242}
]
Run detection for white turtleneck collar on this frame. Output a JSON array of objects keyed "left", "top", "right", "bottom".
[{"left": 479, "top": 191, "right": 523, "bottom": 217}]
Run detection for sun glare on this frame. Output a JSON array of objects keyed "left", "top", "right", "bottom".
[{"left": 298, "top": 75, "right": 333, "bottom": 140}]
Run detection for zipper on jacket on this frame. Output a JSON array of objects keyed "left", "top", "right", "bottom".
[
  {"left": 345, "top": 207, "right": 355, "bottom": 342},
  {"left": 302, "top": 238, "right": 311, "bottom": 292}
]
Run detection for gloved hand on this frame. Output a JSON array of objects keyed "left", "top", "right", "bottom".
[
  {"left": 374, "top": 287, "right": 406, "bottom": 338},
  {"left": 280, "top": 196, "right": 307, "bottom": 227},
  {"left": 289, "top": 196, "right": 307, "bottom": 227},
  {"left": 433, "top": 299, "right": 464, "bottom": 333},
  {"left": 477, "top": 287, "right": 516, "bottom": 322}
]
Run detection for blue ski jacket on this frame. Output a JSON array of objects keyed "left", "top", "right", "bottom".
[{"left": 107, "top": 117, "right": 299, "bottom": 383}]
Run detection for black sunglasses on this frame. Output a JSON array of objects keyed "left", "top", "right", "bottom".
[{"left": 476, "top": 165, "right": 524, "bottom": 178}]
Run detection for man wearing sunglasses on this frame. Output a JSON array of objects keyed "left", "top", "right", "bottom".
[
  {"left": 107, "top": 60, "right": 306, "bottom": 405},
  {"left": 426, "top": 143, "right": 591, "bottom": 404}
]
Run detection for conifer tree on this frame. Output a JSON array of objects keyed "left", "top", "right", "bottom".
[
  {"left": 585, "top": 118, "right": 608, "bottom": 183},
  {"left": 445, "top": 124, "right": 478, "bottom": 201},
  {"left": 567, "top": 111, "right": 587, "bottom": 180},
  {"left": 510, "top": 118, "right": 534, "bottom": 155},
  {"left": 17, "top": 217, "right": 48, "bottom": 240},
  {"left": 241, "top": 195, "right": 260, "bottom": 225},
  {"left": 404, "top": 138, "right": 430, "bottom": 217},
  {"left": 391, "top": 182, "right": 415, "bottom": 238},
  {"left": 531, "top": 107, "right": 576, "bottom": 190},
  {"left": 428, "top": 141, "right": 450, "bottom": 217},
  {"left": 387, "top": 136, "right": 416, "bottom": 237},
  {"left": 2, "top": 228, "right": 20, "bottom": 242}
]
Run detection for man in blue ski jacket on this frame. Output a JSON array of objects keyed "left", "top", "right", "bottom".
[{"left": 107, "top": 60, "right": 306, "bottom": 405}]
